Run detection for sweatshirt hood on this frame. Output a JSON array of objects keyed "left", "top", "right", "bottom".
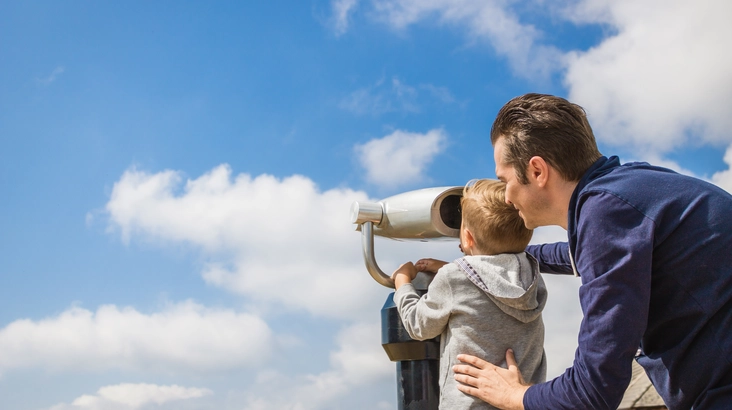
[{"left": 457, "top": 253, "right": 547, "bottom": 323}]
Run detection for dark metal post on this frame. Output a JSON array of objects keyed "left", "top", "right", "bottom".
[
  {"left": 381, "top": 292, "right": 440, "bottom": 410},
  {"left": 350, "top": 188, "right": 462, "bottom": 409}
]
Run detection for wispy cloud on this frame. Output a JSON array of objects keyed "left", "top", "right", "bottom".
[
  {"left": 36, "top": 66, "right": 66, "bottom": 86},
  {"left": 340, "top": 77, "right": 398, "bottom": 116},
  {"left": 335, "top": 0, "right": 562, "bottom": 80},
  {"left": 340, "top": 76, "right": 456, "bottom": 116},
  {"left": 47, "top": 383, "right": 212, "bottom": 410},
  {"left": 332, "top": 0, "right": 360, "bottom": 36},
  {"left": 420, "top": 83, "right": 456, "bottom": 104},
  {"left": 241, "top": 322, "right": 393, "bottom": 409},
  {"left": 355, "top": 128, "right": 447, "bottom": 189}
]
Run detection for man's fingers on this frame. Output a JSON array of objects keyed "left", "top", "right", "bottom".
[
  {"left": 455, "top": 382, "right": 478, "bottom": 395},
  {"left": 453, "top": 352, "right": 529, "bottom": 407},
  {"left": 456, "top": 354, "right": 491, "bottom": 370},
  {"left": 454, "top": 367, "right": 497, "bottom": 404},
  {"left": 453, "top": 372, "right": 479, "bottom": 388},
  {"left": 452, "top": 363, "right": 484, "bottom": 379}
]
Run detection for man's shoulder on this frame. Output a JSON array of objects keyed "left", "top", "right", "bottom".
[{"left": 582, "top": 161, "right": 727, "bottom": 211}]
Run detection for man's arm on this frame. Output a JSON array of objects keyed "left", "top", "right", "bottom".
[
  {"left": 524, "top": 192, "right": 652, "bottom": 409},
  {"left": 526, "top": 242, "right": 574, "bottom": 275}
]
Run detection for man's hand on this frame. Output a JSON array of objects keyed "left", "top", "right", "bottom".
[
  {"left": 414, "top": 258, "right": 448, "bottom": 274},
  {"left": 453, "top": 349, "right": 530, "bottom": 410},
  {"left": 392, "top": 262, "right": 419, "bottom": 289}
]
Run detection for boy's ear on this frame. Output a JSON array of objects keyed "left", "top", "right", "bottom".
[
  {"left": 528, "top": 156, "right": 549, "bottom": 187},
  {"left": 463, "top": 227, "right": 476, "bottom": 248}
]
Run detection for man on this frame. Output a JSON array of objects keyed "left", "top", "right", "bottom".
[{"left": 453, "top": 93, "right": 732, "bottom": 409}]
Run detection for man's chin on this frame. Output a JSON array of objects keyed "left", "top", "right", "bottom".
[
  {"left": 520, "top": 216, "right": 537, "bottom": 230},
  {"left": 517, "top": 212, "right": 531, "bottom": 228}
]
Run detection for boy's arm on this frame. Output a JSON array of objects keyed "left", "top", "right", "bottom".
[
  {"left": 415, "top": 258, "right": 448, "bottom": 274},
  {"left": 393, "top": 262, "right": 418, "bottom": 290},
  {"left": 392, "top": 263, "right": 453, "bottom": 341}
]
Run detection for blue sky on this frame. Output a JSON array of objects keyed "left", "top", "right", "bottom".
[{"left": 1, "top": 1, "right": 731, "bottom": 409}]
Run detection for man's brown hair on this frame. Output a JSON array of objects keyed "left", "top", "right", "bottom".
[
  {"left": 491, "top": 93, "right": 602, "bottom": 184},
  {"left": 461, "top": 179, "right": 532, "bottom": 254}
]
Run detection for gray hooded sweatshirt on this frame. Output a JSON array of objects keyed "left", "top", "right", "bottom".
[{"left": 394, "top": 253, "right": 547, "bottom": 409}]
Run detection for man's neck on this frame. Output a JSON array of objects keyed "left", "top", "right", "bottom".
[{"left": 552, "top": 179, "right": 579, "bottom": 230}]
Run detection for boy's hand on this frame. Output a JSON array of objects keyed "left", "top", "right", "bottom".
[
  {"left": 415, "top": 258, "right": 448, "bottom": 274},
  {"left": 392, "top": 262, "right": 418, "bottom": 289}
]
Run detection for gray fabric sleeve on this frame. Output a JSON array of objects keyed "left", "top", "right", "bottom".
[{"left": 393, "top": 271, "right": 453, "bottom": 341}]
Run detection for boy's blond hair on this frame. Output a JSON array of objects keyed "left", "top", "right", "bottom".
[{"left": 461, "top": 179, "right": 533, "bottom": 254}]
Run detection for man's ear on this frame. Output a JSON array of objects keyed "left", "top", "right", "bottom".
[{"left": 528, "top": 156, "right": 549, "bottom": 187}]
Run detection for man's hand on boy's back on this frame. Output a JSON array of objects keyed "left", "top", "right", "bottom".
[{"left": 415, "top": 258, "right": 448, "bottom": 274}]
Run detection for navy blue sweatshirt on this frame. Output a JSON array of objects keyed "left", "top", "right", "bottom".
[{"left": 525, "top": 156, "right": 732, "bottom": 409}]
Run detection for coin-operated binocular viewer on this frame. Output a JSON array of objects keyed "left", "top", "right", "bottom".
[{"left": 351, "top": 187, "right": 463, "bottom": 410}]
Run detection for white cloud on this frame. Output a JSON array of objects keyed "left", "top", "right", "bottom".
[
  {"left": 101, "top": 164, "right": 471, "bottom": 409},
  {"left": 541, "top": 274, "right": 583, "bottom": 377},
  {"left": 344, "top": 0, "right": 732, "bottom": 162},
  {"left": 529, "top": 226, "right": 583, "bottom": 378},
  {"left": 329, "top": 321, "right": 395, "bottom": 383},
  {"left": 106, "top": 165, "right": 388, "bottom": 320},
  {"left": 332, "top": 0, "right": 360, "bottom": 36},
  {"left": 711, "top": 144, "right": 732, "bottom": 193},
  {"left": 563, "top": 0, "right": 732, "bottom": 153},
  {"left": 0, "top": 301, "right": 272, "bottom": 374},
  {"left": 102, "top": 164, "right": 583, "bottom": 407},
  {"left": 530, "top": 225, "right": 566, "bottom": 247},
  {"left": 241, "top": 321, "right": 394, "bottom": 410},
  {"left": 344, "top": 0, "right": 562, "bottom": 79},
  {"left": 47, "top": 383, "right": 212, "bottom": 410},
  {"left": 355, "top": 128, "right": 447, "bottom": 188}
]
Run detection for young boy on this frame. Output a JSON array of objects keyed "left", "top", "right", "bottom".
[{"left": 392, "top": 179, "right": 547, "bottom": 409}]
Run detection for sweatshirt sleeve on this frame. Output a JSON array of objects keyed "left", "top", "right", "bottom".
[
  {"left": 393, "top": 268, "right": 454, "bottom": 341},
  {"left": 524, "top": 192, "right": 651, "bottom": 410},
  {"left": 526, "top": 242, "right": 574, "bottom": 275}
]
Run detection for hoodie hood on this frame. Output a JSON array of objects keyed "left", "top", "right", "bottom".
[{"left": 457, "top": 253, "right": 546, "bottom": 323}]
